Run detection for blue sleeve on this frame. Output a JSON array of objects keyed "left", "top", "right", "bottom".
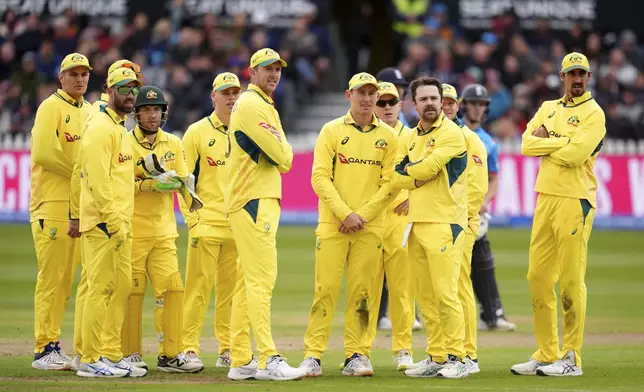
[{"left": 487, "top": 140, "right": 499, "bottom": 174}]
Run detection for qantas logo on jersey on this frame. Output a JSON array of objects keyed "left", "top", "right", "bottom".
[
  {"left": 64, "top": 132, "right": 81, "bottom": 142},
  {"left": 337, "top": 153, "right": 382, "bottom": 166},
  {"left": 118, "top": 153, "right": 133, "bottom": 163},
  {"left": 206, "top": 157, "right": 226, "bottom": 166},
  {"left": 472, "top": 155, "right": 483, "bottom": 165}
]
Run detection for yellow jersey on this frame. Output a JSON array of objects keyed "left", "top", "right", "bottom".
[
  {"left": 79, "top": 106, "right": 135, "bottom": 233},
  {"left": 30, "top": 89, "right": 91, "bottom": 221},
  {"left": 521, "top": 91, "right": 606, "bottom": 207},
  {"left": 131, "top": 125, "right": 189, "bottom": 238},
  {"left": 92, "top": 92, "right": 109, "bottom": 111},
  {"left": 392, "top": 112, "right": 468, "bottom": 228},
  {"left": 387, "top": 120, "right": 413, "bottom": 213},
  {"left": 311, "top": 111, "right": 398, "bottom": 228},
  {"left": 225, "top": 84, "right": 293, "bottom": 213},
  {"left": 458, "top": 120, "right": 488, "bottom": 234},
  {"left": 180, "top": 112, "right": 230, "bottom": 229}
]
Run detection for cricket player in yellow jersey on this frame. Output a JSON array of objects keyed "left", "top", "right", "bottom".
[
  {"left": 69, "top": 58, "right": 143, "bottom": 370},
  {"left": 225, "top": 48, "right": 304, "bottom": 382},
  {"left": 434, "top": 84, "right": 488, "bottom": 374},
  {"left": 363, "top": 81, "right": 415, "bottom": 371},
  {"left": 30, "top": 53, "right": 92, "bottom": 371},
  {"left": 512, "top": 52, "right": 605, "bottom": 377},
  {"left": 118, "top": 85, "right": 203, "bottom": 373},
  {"left": 76, "top": 68, "right": 146, "bottom": 378},
  {"left": 391, "top": 77, "right": 469, "bottom": 379},
  {"left": 180, "top": 73, "right": 242, "bottom": 369},
  {"left": 298, "top": 73, "right": 397, "bottom": 378}
]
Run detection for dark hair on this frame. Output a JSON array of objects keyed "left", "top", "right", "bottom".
[{"left": 409, "top": 76, "right": 443, "bottom": 102}]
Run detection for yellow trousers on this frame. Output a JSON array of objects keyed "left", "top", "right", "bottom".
[
  {"left": 303, "top": 224, "right": 382, "bottom": 360},
  {"left": 409, "top": 222, "right": 466, "bottom": 362},
  {"left": 73, "top": 254, "right": 87, "bottom": 356},
  {"left": 229, "top": 198, "right": 280, "bottom": 369},
  {"left": 31, "top": 219, "right": 79, "bottom": 353},
  {"left": 365, "top": 212, "right": 413, "bottom": 356},
  {"left": 182, "top": 224, "right": 238, "bottom": 355},
  {"left": 80, "top": 224, "right": 132, "bottom": 363},
  {"left": 528, "top": 194, "right": 595, "bottom": 367}
]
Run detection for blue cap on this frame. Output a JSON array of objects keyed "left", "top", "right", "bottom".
[{"left": 482, "top": 32, "right": 498, "bottom": 45}]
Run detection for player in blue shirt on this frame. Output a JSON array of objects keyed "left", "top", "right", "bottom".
[{"left": 461, "top": 84, "right": 517, "bottom": 332}]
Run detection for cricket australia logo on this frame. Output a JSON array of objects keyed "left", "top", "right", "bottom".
[
  {"left": 191, "top": 237, "right": 200, "bottom": 248},
  {"left": 164, "top": 151, "right": 175, "bottom": 161},
  {"left": 223, "top": 74, "right": 236, "bottom": 82},
  {"left": 146, "top": 90, "right": 158, "bottom": 100},
  {"left": 426, "top": 138, "right": 435, "bottom": 148},
  {"left": 567, "top": 116, "right": 580, "bottom": 127},
  {"left": 569, "top": 54, "right": 584, "bottom": 63},
  {"left": 264, "top": 222, "right": 271, "bottom": 232},
  {"left": 71, "top": 54, "right": 84, "bottom": 61},
  {"left": 374, "top": 139, "right": 387, "bottom": 150},
  {"left": 315, "top": 237, "right": 321, "bottom": 250},
  {"left": 49, "top": 227, "right": 57, "bottom": 239}
]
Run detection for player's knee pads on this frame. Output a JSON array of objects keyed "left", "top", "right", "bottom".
[
  {"left": 122, "top": 272, "right": 146, "bottom": 356},
  {"left": 162, "top": 271, "right": 184, "bottom": 358},
  {"left": 472, "top": 235, "right": 495, "bottom": 271}
]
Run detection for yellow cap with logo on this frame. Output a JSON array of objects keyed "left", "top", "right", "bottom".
[
  {"left": 107, "top": 68, "right": 142, "bottom": 88},
  {"left": 212, "top": 72, "right": 241, "bottom": 91},
  {"left": 348, "top": 72, "right": 378, "bottom": 90},
  {"left": 59, "top": 53, "right": 92, "bottom": 73},
  {"left": 378, "top": 81, "right": 399, "bottom": 98},
  {"left": 561, "top": 52, "right": 590, "bottom": 73},
  {"left": 442, "top": 83, "right": 458, "bottom": 101},
  {"left": 250, "top": 48, "right": 288, "bottom": 68}
]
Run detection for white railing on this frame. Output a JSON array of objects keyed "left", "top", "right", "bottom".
[{"left": 3, "top": 132, "right": 644, "bottom": 155}]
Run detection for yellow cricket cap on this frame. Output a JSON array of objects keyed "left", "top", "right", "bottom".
[
  {"left": 108, "top": 59, "right": 141, "bottom": 75},
  {"left": 561, "top": 52, "right": 590, "bottom": 73},
  {"left": 250, "top": 48, "right": 288, "bottom": 68},
  {"left": 348, "top": 72, "right": 378, "bottom": 90},
  {"left": 107, "top": 68, "right": 142, "bottom": 88},
  {"left": 59, "top": 53, "right": 92, "bottom": 73},
  {"left": 442, "top": 83, "right": 458, "bottom": 101},
  {"left": 378, "top": 81, "right": 399, "bottom": 99},
  {"left": 212, "top": 72, "right": 241, "bottom": 91}
]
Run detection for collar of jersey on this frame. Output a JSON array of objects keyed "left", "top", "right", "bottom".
[
  {"left": 416, "top": 112, "right": 445, "bottom": 135},
  {"left": 248, "top": 84, "right": 274, "bottom": 105},
  {"left": 55, "top": 89, "right": 84, "bottom": 108},
  {"left": 134, "top": 124, "right": 167, "bottom": 145},
  {"left": 208, "top": 111, "right": 228, "bottom": 134},
  {"left": 559, "top": 91, "right": 593, "bottom": 107},
  {"left": 395, "top": 120, "right": 405, "bottom": 133},
  {"left": 99, "top": 105, "right": 126, "bottom": 125},
  {"left": 97, "top": 93, "right": 109, "bottom": 104},
  {"left": 344, "top": 110, "right": 379, "bottom": 131}
]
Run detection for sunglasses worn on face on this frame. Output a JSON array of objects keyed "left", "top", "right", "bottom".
[
  {"left": 117, "top": 86, "right": 140, "bottom": 96},
  {"left": 376, "top": 98, "right": 400, "bottom": 107}
]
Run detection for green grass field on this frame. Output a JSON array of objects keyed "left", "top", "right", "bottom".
[{"left": 0, "top": 224, "right": 642, "bottom": 391}]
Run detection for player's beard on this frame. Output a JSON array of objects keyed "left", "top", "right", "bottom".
[
  {"left": 115, "top": 93, "right": 135, "bottom": 114},
  {"left": 420, "top": 105, "right": 439, "bottom": 124},
  {"left": 570, "top": 82, "right": 585, "bottom": 97}
]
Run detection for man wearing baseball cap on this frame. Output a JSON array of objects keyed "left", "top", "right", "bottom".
[
  {"left": 30, "top": 52, "right": 92, "bottom": 371},
  {"left": 299, "top": 72, "right": 398, "bottom": 377},
  {"left": 93, "top": 59, "right": 142, "bottom": 111},
  {"left": 377, "top": 67, "right": 411, "bottom": 127},
  {"left": 514, "top": 52, "right": 605, "bottom": 377},
  {"left": 225, "top": 49, "right": 302, "bottom": 381},
  {"left": 75, "top": 67, "right": 146, "bottom": 378},
  {"left": 180, "top": 72, "right": 242, "bottom": 370}
]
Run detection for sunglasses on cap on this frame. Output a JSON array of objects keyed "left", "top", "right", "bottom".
[
  {"left": 376, "top": 98, "right": 400, "bottom": 107},
  {"left": 122, "top": 62, "right": 141, "bottom": 73},
  {"left": 116, "top": 86, "right": 140, "bottom": 96}
]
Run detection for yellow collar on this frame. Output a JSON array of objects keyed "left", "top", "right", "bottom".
[
  {"left": 55, "top": 89, "right": 84, "bottom": 108},
  {"left": 98, "top": 93, "right": 109, "bottom": 103},
  {"left": 100, "top": 105, "right": 126, "bottom": 125},
  {"left": 344, "top": 110, "right": 380, "bottom": 128},
  {"left": 559, "top": 91, "right": 593, "bottom": 106},
  {"left": 208, "top": 111, "right": 228, "bottom": 133},
  {"left": 134, "top": 125, "right": 167, "bottom": 144},
  {"left": 416, "top": 112, "right": 445, "bottom": 135},
  {"left": 248, "top": 84, "right": 274, "bottom": 105}
]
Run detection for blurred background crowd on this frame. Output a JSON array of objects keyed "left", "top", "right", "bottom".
[{"left": 0, "top": 0, "right": 642, "bottom": 141}]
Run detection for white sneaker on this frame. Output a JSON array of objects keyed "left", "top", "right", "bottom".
[
  {"left": 377, "top": 317, "right": 392, "bottom": 331},
  {"left": 54, "top": 344, "right": 73, "bottom": 369},
  {"left": 437, "top": 356, "right": 469, "bottom": 379},
  {"left": 185, "top": 351, "right": 204, "bottom": 367},
  {"left": 255, "top": 355, "right": 306, "bottom": 381},
  {"left": 101, "top": 357, "right": 147, "bottom": 377},
  {"left": 299, "top": 357, "right": 322, "bottom": 377},
  {"left": 216, "top": 350, "right": 231, "bottom": 368},
  {"left": 412, "top": 319, "right": 423, "bottom": 331},
  {"left": 228, "top": 357, "right": 258, "bottom": 381},
  {"left": 124, "top": 352, "right": 148, "bottom": 369},
  {"left": 510, "top": 357, "right": 551, "bottom": 376},
  {"left": 536, "top": 351, "right": 583, "bottom": 377},
  {"left": 395, "top": 350, "right": 415, "bottom": 371},
  {"left": 342, "top": 354, "right": 374, "bottom": 377},
  {"left": 76, "top": 360, "right": 129, "bottom": 378},
  {"left": 404, "top": 356, "right": 443, "bottom": 378},
  {"left": 32, "top": 349, "right": 68, "bottom": 371},
  {"left": 465, "top": 356, "right": 480, "bottom": 374},
  {"left": 71, "top": 355, "right": 81, "bottom": 371},
  {"left": 157, "top": 353, "right": 204, "bottom": 373},
  {"left": 479, "top": 317, "right": 517, "bottom": 332}
]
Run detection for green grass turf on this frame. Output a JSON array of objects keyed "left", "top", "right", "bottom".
[{"left": 0, "top": 224, "right": 642, "bottom": 391}]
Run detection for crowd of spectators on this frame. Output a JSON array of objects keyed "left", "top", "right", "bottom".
[
  {"left": 0, "top": 3, "right": 332, "bottom": 136},
  {"left": 390, "top": 2, "right": 644, "bottom": 141}
]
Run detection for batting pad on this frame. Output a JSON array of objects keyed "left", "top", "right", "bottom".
[
  {"left": 162, "top": 271, "right": 185, "bottom": 358},
  {"left": 122, "top": 272, "right": 146, "bottom": 356}
]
